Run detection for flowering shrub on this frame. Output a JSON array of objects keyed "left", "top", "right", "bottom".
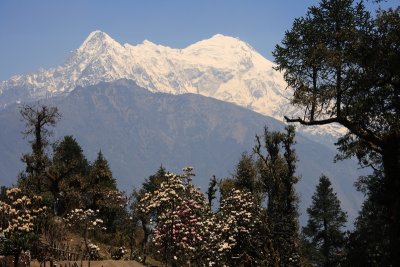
[
  {"left": 0, "top": 187, "right": 47, "bottom": 266},
  {"left": 0, "top": 188, "right": 46, "bottom": 235},
  {"left": 215, "top": 189, "right": 263, "bottom": 265},
  {"left": 194, "top": 189, "right": 264, "bottom": 266},
  {"left": 138, "top": 169, "right": 266, "bottom": 266},
  {"left": 138, "top": 168, "right": 209, "bottom": 266},
  {"left": 64, "top": 208, "right": 105, "bottom": 231},
  {"left": 64, "top": 208, "right": 105, "bottom": 260}
]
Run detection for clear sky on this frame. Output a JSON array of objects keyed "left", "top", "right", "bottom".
[{"left": 0, "top": 0, "right": 397, "bottom": 80}]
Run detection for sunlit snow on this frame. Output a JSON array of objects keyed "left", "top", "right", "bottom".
[{"left": 0, "top": 30, "right": 345, "bottom": 141}]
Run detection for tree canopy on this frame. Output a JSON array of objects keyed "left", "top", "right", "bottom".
[{"left": 274, "top": 0, "right": 400, "bottom": 263}]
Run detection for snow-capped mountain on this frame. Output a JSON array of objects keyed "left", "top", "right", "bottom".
[{"left": 0, "top": 30, "right": 344, "bottom": 139}]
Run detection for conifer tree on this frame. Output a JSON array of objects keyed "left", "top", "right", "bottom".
[
  {"left": 49, "top": 135, "right": 90, "bottom": 215},
  {"left": 303, "top": 175, "right": 347, "bottom": 267},
  {"left": 88, "top": 150, "right": 116, "bottom": 192},
  {"left": 84, "top": 151, "right": 122, "bottom": 232},
  {"left": 141, "top": 165, "right": 167, "bottom": 193}
]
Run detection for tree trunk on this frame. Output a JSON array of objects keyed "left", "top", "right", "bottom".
[
  {"left": 14, "top": 252, "right": 20, "bottom": 267},
  {"left": 140, "top": 217, "right": 149, "bottom": 263},
  {"left": 322, "top": 218, "right": 330, "bottom": 267},
  {"left": 382, "top": 138, "right": 400, "bottom": 266}
]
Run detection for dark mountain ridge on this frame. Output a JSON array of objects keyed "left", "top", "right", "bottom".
[{"left": 0, "top": 79, "right": 363, "bottom": 224}]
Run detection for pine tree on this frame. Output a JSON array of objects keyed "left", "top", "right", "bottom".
[
  {"left": 88, "top": 150, "right": 116, "bottom": 191},
  {"left": 84, "top": 150, "right": 117, "bottom": 208},
  {"left": 84, "top": 151, "right": 121, "bottom": 232},
  {"left": 303, "top": 175, "right": 347, "bottom": 267},
  {"left": 52, "top": 135, "right": 90, "bottom": 178},
  {"left": 141, "top": 165, "right": 167, "bottom": 193},
  {"left": 49, "top": 135, "right": 90, "bottom": 215}
]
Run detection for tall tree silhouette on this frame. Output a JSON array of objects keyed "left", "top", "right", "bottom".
[
  {"left": 274, "top": 0, "right": 400, "bottom": 262},
  {"left": 303, "top": 175, "right": 347, "bottom": 266},
  {"left": 19, "top": 104, "right": 61, "bottom": 195}
]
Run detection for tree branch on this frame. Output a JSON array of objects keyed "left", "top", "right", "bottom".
[
  {"left": 284, "top": 116, "right": 339, "bottom": 125},
  {"left": 284, "top": 116, "right": 383, "bottom": 153}
]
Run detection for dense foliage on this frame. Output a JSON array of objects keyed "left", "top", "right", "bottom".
[{"left": 274, "top": 0, "right": 400, "bottom": 264}]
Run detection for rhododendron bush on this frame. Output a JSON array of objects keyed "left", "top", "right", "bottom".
[
  {"left": 64, "top": 208, "right": 105, "bottom": 260},
  {"left": 0, "top": 187, "right": 46, "bottom": 237},
  {"left": 139, "top": 167, "right": 209, "bottom": 265},
  {"left": 138, "top": 167, "right": 265, "bottom": 266},
  {"left": 0, "top": 187, "right": 47, "bottom": 266}
]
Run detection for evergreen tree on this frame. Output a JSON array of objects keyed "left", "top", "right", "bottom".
[
  {"left": 346, "top": 168, "right": 390, "bottom": 266},
  {"left": 18, "top": 104, "right": 61, "bottom": 195},
  {"left": 274, "top": 1, "right": 400, "bottom": 262},
  {"left": 88, "top": 150, "right": 116, "bottom": 192},
  {"left": 231, "top": 152, "right": 264, "bottom": 207},
  {"left": 86, "top": 151, "right": 116, "bottom": 196},
  {"left": 303, "top": 175, "right": 347, "bottom": 267},
  {"left": 233, "top": 153, "right": 257, "bottom": 192},
  {"left": 254, "top": 125, "right": 301, "bottom": 266},
  {"left": 141, "top": 165, "right": 167, "bottom": 193},
  {"left": 84, "top": 151, "right": 121, "bottom": 231},
  {"left": 49, "top": 135, "right": 90, "bottom": 215},
  {"left": 52, "top": 135, "right": 90, "bottom": 178}
]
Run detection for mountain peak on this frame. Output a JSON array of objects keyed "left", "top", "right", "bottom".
[
  {"left": 209, "top": 33, "right": 239, "bottom": 41},
  {"left": 78, "top": 30, "right": 121, "bottom": 52},
  {"left": 140, "top": 39, "right": 158, "bottom": 47},
  {"left": 88, "top": 30, "right": 108, "bottom": 38},
  {"left": 185, "top": 34, "right": 253, "bottom": 55}
]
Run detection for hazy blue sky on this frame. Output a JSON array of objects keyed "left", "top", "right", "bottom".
[{"left": 0, "top": 0, "right": 396, "bottom": 80}]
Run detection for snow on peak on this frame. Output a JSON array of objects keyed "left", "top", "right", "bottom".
[
  {"left": 203, "top": 33, "right": 240, "bottom": 43},
  {"left": 141, "top": 39, "right": 155, "bottom": 46},
  {"left": 76, "top": 30, "right": 122, "bottom": 59},
  {"left": 85, "top": 30, "right": 109, "bottom": 41},
  {"left": 186, "top": 33, "right": 251, "bottom": 53},
  {"left": 0, "top": 31, "right": 345, "bottom": 139},
  {"left": 78, "top": 30, "right": 121, "bottom": 52}
]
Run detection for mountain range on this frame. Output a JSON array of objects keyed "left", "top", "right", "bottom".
[
  {"left": 0, "top": 31, "right": 363, "bottom": 224},
  {"left": 0, "top": 31, "right": 345, "bottom": 141}
]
